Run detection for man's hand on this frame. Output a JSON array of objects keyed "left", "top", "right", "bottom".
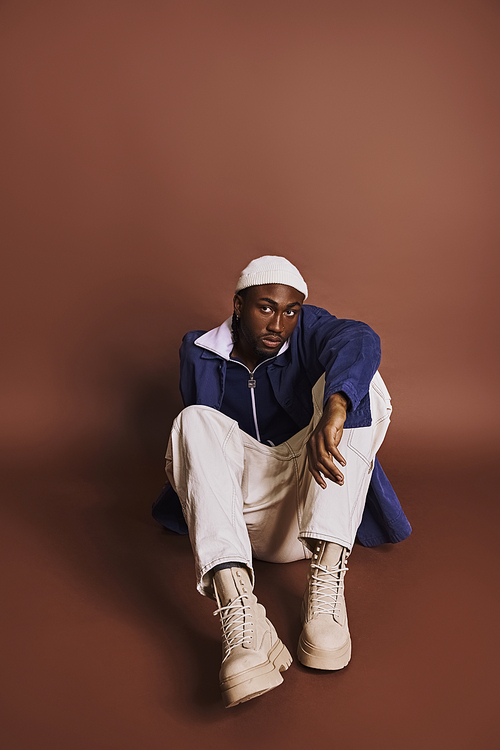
[{"left": 307, "top": 392, "right": 349, "bottom": 489}]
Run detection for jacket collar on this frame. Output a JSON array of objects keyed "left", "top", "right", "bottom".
[{"left": 194, "top": 317, "right": 290, "bottom": 361}]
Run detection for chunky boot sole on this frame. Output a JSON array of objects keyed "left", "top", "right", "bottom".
[
  {"left": 297, "top": 634, "right": 351, "bottom": 670},
  {"left": 220, "top": 639, "right": 292, "bottom": 708}
]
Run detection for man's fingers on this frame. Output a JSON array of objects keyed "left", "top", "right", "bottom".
[
  {"left": 328, "top": 446, "right": 346, "bottom": 467},
  {"left": 316, "top": 433, "right": 345, "bottom": 481},
  {"left": 307, "top": 441, "right": 324, "bottom": 488},
  {"left": 311, "top": 463, "right": 344, "bottom": 486},
  {"left": 309, "top": 464, "right": 327, "bottom": 489},
  {"left": 324, "top": 431, "right": 346, "bottom": 467},
  {"left": 308, "top": 448, "right": 344, "bottom": 486},
  {"left": 307, "top": 441, "right": 332, "bottom": 488},
  {"left": 307, "top": 431, "right": 346, "bottom": 486},
  {"left": 317, "top": 456, "right": 344, "bottom": 485}
]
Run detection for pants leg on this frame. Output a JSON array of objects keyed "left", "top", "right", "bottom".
[
  {"left": 166, "top": 405, "right": 254, "bottom": 596},
  {"left": 166, "top": 373, "right": 392, "bottom": 596},
  {"left": 298, "top": 371, "right": 393, "bottom": 551}
]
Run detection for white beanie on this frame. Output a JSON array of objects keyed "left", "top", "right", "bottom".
[{"left": 235, "top": 256, "right": 308, "bottom": 300}]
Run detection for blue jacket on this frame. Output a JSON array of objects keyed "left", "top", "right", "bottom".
[{"left": 152, "top": 305, "right": 411, "bottom": 546}]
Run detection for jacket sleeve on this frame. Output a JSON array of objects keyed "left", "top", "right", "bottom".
[
  {"left": 178, "top": 330, "right": 205, "bottom": 407},
  {"left": 299, "top": 306, "right": 381, "bottom": 411}
]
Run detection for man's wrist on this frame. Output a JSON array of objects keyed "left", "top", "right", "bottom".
[{"left": 326, "top": 391, "right": 350, "bottom": 412}]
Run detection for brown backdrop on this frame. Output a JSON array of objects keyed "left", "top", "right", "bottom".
[{"left": 1, "top": 1, "right": 499, "bottom": 749}]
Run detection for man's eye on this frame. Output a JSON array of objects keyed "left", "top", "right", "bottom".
[
  {"left": 261, "top": 306, "right": 272, "bottom": 312},
  {"left": 285, "top": 310, "right": 296, "bottom": 316}
]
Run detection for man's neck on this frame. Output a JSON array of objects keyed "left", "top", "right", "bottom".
[{"left": 230, "top": 342, "right": 260, "bottom": 371}]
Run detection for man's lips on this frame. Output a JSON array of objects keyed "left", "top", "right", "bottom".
[{"left": 260, "top": 336, "right": 283, "bottom": 348}]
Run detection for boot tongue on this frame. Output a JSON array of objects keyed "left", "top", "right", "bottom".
[
  {"left": 213, "top": 568, "right": 241, "bottom": 607},
  {"left": 318, "top": 542, "right": 344, "bottom": 569}
]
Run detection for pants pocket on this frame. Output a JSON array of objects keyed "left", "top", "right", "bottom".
[{"left": 346, "top": 427, "right": 374, "bottom": 467}]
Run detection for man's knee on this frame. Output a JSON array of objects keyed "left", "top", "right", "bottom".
[
  {"left": 172, "top": 405, "right": 240, "bottom": 448},
  {"left": 173, "top": 404, "right": 218, "bottom": 433}
]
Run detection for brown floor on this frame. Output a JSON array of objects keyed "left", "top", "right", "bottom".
[{"left": 1, "top": 440, "right": 499, "bottom": 750}]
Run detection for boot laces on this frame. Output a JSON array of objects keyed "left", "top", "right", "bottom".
[
  {"left": 214, "top": 594, "right": 254, "bottom": 661},
  {"left": 309, "top": 561, "right": 348, "bottom": 618}
]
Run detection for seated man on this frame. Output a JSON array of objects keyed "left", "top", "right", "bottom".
[{"left": 153, "top": 256, "right": 411, "bottom": 708}]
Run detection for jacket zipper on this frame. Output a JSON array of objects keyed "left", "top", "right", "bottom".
[
  {"left": 246, "top": 372, "right": 260, "bottom": 442},
  {"left": 232, "top": 359, "right": 273, "bottom": 443}
]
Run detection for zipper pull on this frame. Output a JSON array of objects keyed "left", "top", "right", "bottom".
[{"left": 248, "top": 373, "right": 256, "bottom": 388}]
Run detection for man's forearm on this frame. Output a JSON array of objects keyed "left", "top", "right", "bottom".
[{"left": 324, "top": 391, "right": 351, "bottom": 414}]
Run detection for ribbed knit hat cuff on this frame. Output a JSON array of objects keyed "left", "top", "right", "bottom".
[{"left": 235, "top": 257, "right": 308, "bottom": 299}]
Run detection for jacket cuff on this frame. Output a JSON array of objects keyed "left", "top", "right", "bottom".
[{"left": 323, "top": 381, "right": 360, "bottom": 412}]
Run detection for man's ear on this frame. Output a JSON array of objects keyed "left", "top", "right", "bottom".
[{"left": 233, "top": 293, "right": 243, "bottom": 317}]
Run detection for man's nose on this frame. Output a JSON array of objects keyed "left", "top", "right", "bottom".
[{"left": 267, "top": 314, "right": 284, "bottom": 332}]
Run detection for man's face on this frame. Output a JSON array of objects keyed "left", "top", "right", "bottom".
[{"left": 233, "top": 283, "right": 305, "bottom": 362}]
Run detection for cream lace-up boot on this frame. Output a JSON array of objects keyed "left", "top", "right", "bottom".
[
  {"left": 297, "top": 541, "right": 351, "bottom": 670},
  {"left": 212, "top": 566, "right": 292, "bottom": 708}
]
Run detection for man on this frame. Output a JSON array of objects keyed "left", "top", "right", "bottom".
[{"left": 153, "top": 256, "right": 411, "bottom": 708}]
